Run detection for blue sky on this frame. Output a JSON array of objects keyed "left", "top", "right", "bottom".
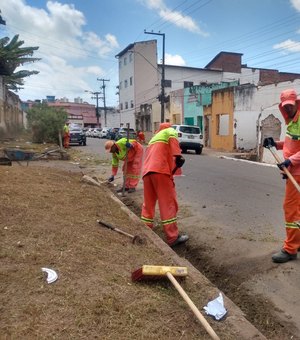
[{"left": 1, "top": 0, "right": 300, "bottom": 107}]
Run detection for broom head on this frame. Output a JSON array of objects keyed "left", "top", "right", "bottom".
[{"left": 132, "top": 265, "right": 188, "bottom": 281}]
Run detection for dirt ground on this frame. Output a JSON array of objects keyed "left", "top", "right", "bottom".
[{"left": 0, "top": 140, "right": 298, "bottom": 339}]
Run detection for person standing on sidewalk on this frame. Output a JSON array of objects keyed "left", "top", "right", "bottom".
[
  {"left": 63, "top": 122, "right": 70, "bottom": 149},
  {"left": 263, "top": 88, "right": 300, "bottom": 263},
  {"left": 105, "top": 137, "right": 143, "bottom": 193},
  {"left": 141, "top": 122, "right": 189, "bottom": 247}
]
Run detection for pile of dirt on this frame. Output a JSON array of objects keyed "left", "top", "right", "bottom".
[{"left": 1, "top": 163, "right": 242, "bottom": 339}]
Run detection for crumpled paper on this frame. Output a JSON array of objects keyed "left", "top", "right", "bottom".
[{"left": 203, "top": 293, "right": 227, "bottom": 320}]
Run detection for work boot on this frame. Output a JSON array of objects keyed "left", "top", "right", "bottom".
[
  {"left": 127, "top": 188, "right": 136, "bottom": 193},
  {"left": 170, "top": 234, "right": 189, "bottom": 247},
  {"left": 116, "top": 187, "right": 129, "bottom": 193},
  {"left": 272, "top": 249, "right": 297, "bottom": 263}
]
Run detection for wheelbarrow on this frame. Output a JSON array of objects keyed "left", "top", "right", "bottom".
[{"left": 3, "top": 148, "right": 63, "bottom": 166}]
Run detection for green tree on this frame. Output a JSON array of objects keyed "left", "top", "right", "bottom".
[
  {"left": 0, "top": 34, "right": 40, "bottom": 90},
  {"left": 26, "top": 103, "right": 68, "bottom": 143}
]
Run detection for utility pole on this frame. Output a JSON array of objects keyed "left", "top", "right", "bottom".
[
  {"left": 85, "top": 90, "right": 102, "bottom": 127},
  {"left": 144, "top": 30, "right": 165, "bottom": 123},
  {"left": 97, "top": 78, "right": 110, "bottom": 126}
]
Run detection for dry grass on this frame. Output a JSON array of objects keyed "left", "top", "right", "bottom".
[{"left": 0, "top": 164, "right": 236, "bottom": 339}]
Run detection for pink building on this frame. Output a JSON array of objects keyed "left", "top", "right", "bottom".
[{"left": 48, "top": 100, "right": 97, "bottom": 127}]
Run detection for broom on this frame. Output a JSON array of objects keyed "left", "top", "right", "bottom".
[{"left": 132, "top": 265, "right": 220, "bottom": 340}]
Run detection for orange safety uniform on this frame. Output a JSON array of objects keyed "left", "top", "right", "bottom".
[
  {"left": 63, "top": 124, "right": 70, "bottom": 148},
  {"left": 277, "top": 99, "right": 300, "bottom": 254},
  {"left": 137, "top": 131, "right": 145, "bottom": 144},
  {"left": 141, "top": 124, "right": 182, "bottom": 245},
  {"left": 111, "top": 138, "right": 143, "bottom": 189}
]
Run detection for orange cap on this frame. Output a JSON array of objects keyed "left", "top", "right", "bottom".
[
  {"left": 104, "top": 140, "right": 114, "bottom": 152},
  {"left": 280, "top": 89, "right": 297, "bottom": 106}
]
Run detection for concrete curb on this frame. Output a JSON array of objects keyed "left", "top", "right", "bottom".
[{"left": 109, "top": 191, "right": 267, "bottom": 340}]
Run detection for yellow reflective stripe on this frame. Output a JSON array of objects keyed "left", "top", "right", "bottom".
[
  {"left": 286, "top": 222, "right": 300, "bottom": 229},
  {"left": 162, "top": 217, "right": 177, "bottom": 225},
  {"left": 148, "top": 139, "right": 169, "bottom": 145},
  {"left": 126, "top": 174, "right": 140, "bottom": 179},
  {"left": 141, "top": 216, "right": 153, "bottom": 223}
]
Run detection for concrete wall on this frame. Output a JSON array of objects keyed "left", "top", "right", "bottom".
[{"left": 0, "top": 78, "right": 23, "bottom": 138}]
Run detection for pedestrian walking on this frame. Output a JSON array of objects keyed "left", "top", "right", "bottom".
[
  {"left": 105, "top": 137, "right": 143, "bottom": 193},
  {"left": 141, "top": 122, "right": 189, "bottom": 247},
  {"left": 263, "top": 88, "right": 300, "bottom": 263}
]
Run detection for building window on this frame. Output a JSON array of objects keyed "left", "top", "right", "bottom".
[
  {"left": 125, "top": 102, "right": 128, "bottom": 109},
  {"left": 129, "top": 53, "right": 133, "bottom": 62},
  {"left": 130, "top": 77, "right": 133, "bottom": 86},
  {"left": 124, "top": 57, "right": 127, "bottom": 66},
  {"left": 184, "top": 81, "right": 194, "bottom": 88},
  {"left": 125, "top": 80, "right": 128, "bottom": 88},
  {"left": 164, "top": 79, "right": 172, "bottom": 88},
  {"left": 130, "top": 100, "right": 134, "bottom": 108},
  {"left": 119, "top": 60, "right": 122, "bottom": 69},
  {"left": 120, "top": 103, "right": 123, "bottom": 110},
  {"left": 119, "top": 81, "right": 122, "bottom": 90}
]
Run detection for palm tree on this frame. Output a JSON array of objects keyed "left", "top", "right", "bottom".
[{"left": 0, "top": 34, "right": 40, "bottom": 90}]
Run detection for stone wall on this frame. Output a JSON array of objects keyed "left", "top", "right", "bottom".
[{"left": 0, "top": 77, "right": 23, "bottom": 138}]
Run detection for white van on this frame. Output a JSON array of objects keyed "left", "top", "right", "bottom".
[{"left": 172, "top": 124, "right": 203, "bottom": 154}]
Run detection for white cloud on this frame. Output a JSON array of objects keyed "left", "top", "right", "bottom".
[
  {"left": 0, "top": 0, "right": 119, "bottom": 103},
  {"left": 165, "top": 53, "right": 186, "bottom": 66},
  {"left": 290, "top": 0, "right": 300, "bottom": 11},
  {"left": 140, "top": 0, "right": 209, "bottom": 36},
  {"left": 273, "top": 39, "right": 300, "bottom": 52}
]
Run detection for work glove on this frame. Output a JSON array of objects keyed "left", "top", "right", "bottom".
[
  {"left": 175, "top": 155, "right": 185, "bottom": 168},
  {"left": 108, "top": 175, "right": 114, "bottom": 182},
  {"left": 125, "top": 142, "right": 133, "bottom": 149},
  {"left": 263, "top": 137, "right": 276, "bottom": 149},
  {"left": 277, "top": 159, "right": 292, "bottom": 171}
]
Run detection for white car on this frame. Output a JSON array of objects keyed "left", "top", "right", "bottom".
[
  {"left": 99, "top": 127, "right": 110, "bottom": 138},
  {"left": 92, "top": 128, "right": 102, "bottom": 138},
  {"left": 172, "top": 124, "right": 203, "bottom": 154}
]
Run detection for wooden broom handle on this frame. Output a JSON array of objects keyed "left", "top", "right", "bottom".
[
  {"left": 166, "top": 272, "right": 220, "bottom": 340},
  {"left": 269, "top": 147, "right": 300, "bottom": 193}
]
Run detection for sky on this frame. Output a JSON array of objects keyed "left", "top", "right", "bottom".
[{"left": 1, "top": 0, "right": 300, "bottom": 107}]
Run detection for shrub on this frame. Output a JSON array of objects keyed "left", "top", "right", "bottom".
[{"left": 26, "top": 103, "right": 67, "bottom": 143}]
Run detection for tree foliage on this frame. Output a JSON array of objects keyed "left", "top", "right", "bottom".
[
  {"left": 26, "top": 103, "right": 68, "bottom": 143},
  {"left": 0, "top": 34, "right": 40, "bottom": 90}
]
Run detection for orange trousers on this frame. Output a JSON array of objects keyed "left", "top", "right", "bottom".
[
  {"left": 283, "top": 175, "right": 300, "bottom": 254},
  {"left": 121, "top": 144, "right": 143, "bottom": 189},
  {"left": 63, "top": 134, "right": 70, "bottom": 148},
  {"left": 141, "top": 173, "right": 179, "bottom": 244}
]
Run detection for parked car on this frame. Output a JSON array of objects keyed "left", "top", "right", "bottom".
[
  {"left": 99, "top": 127, "right": 110, "bottom": 138},
  {"left": 85, "top": 128, "right": 94, "bottom": 137},
  {"left": 115, "top": 127, "right": 137, "bottom": 141},
  {"left": 107, "top": 127, "right": 120, "bottom": 140},
  {"left": 92, "top": 128, "right": 102, "bottom": 138},
  {"left": 69, "top": 125, "right": 87, "bottom": 146},
  {"left": 171, "top": 124, "right": 203, "bottom": 154}
]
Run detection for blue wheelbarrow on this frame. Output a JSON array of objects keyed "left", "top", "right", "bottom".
[{"left": 3, "top": 148, "right": 62, "bottom": 166}]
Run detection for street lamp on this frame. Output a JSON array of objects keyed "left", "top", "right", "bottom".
[{"left": 85, "top": 90, "right": 102, "bottom": 127}]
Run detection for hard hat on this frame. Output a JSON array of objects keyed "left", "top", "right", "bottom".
[{"left": 104, "top": 140, "right": 114, "bottom": 152}]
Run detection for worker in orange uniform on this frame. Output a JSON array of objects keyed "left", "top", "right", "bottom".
[
  {"left": 141, "top": 122, "right": 189, "bottom": 247},
  {"left": 263, "top": 89, "right": 300, "bottom": 263},
  {"left": 63, "top": 122, "right": 70, "bottom": 148},
  {"left": 137, "top": 130, "right": 146, "bottom": 144},
  {"left": 105, "top": 137, "right": 143, "bottom": 193}
]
